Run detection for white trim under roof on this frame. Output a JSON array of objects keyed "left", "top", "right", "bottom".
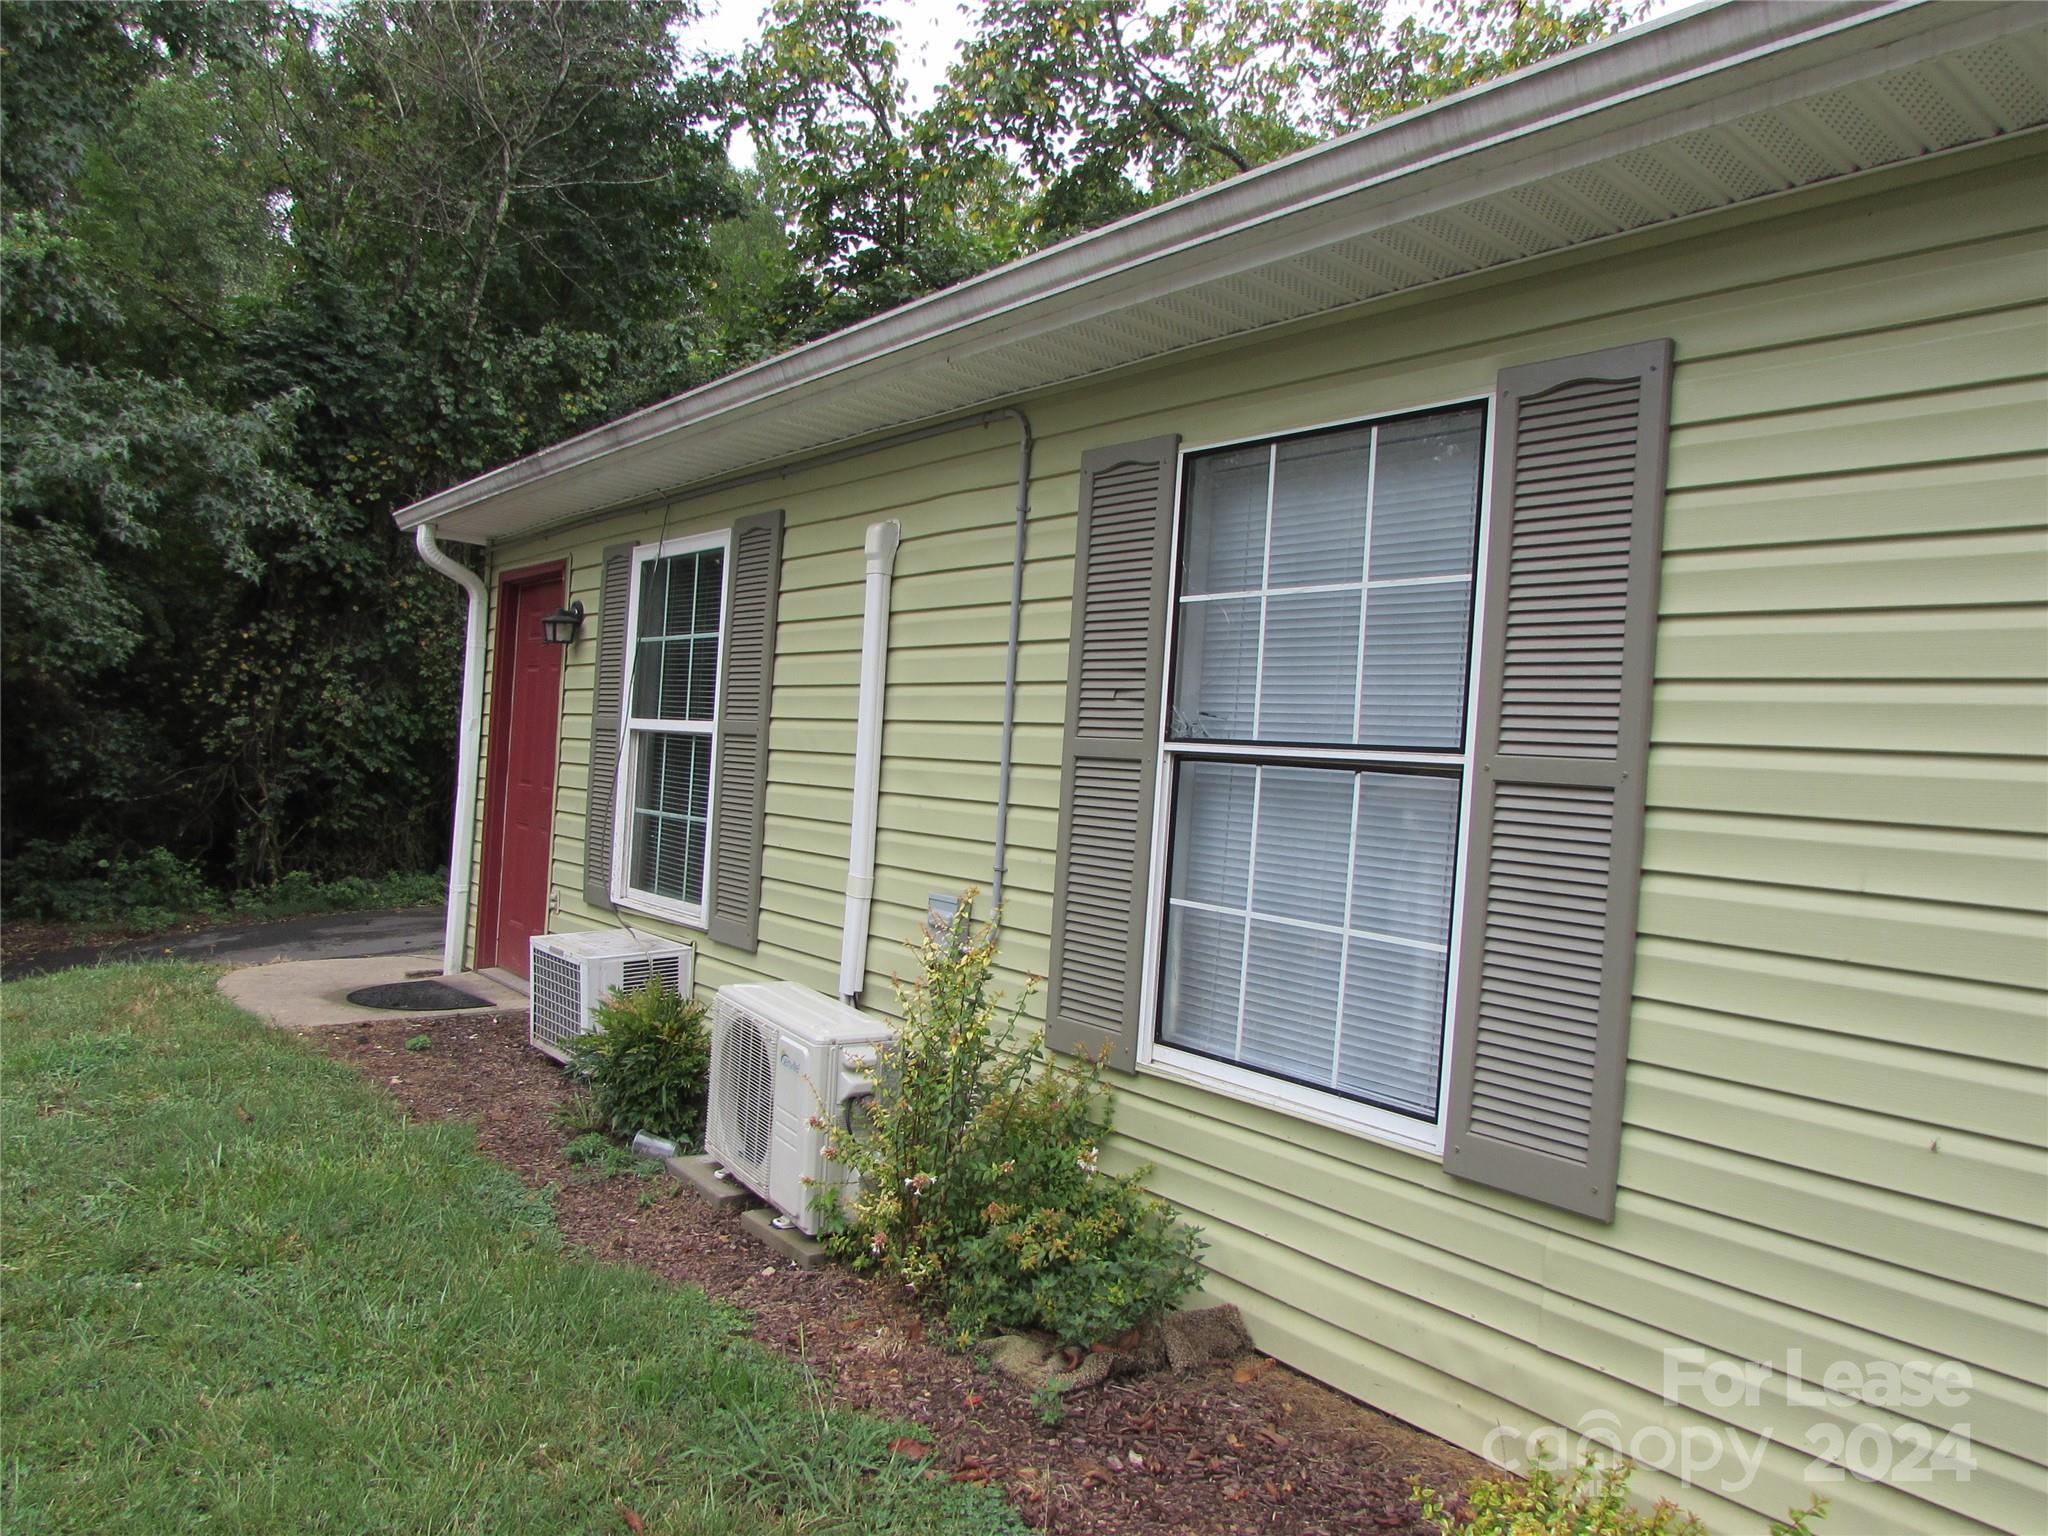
[{"left": 394, "top": 0, "right": 2048, "bottom": 545}]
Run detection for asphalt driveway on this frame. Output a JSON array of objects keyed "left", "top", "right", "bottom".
[{"left": 3, "top": 905, "right": 447, "bottom": 978}]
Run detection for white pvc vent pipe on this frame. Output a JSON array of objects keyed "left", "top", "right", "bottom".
[
  {"left": 414, "top": 524, "right": 488, "bottom": 976},
  {"left": 839, "top": 519, "right": 901, "bottom": 1004}
]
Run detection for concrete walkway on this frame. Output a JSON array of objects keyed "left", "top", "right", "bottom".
[
  {"left": 6, "top": 902, "right": 528, "bottom": 1030},
  {"left": 219, "top": 951, "right": 527, "bottom": 1031},
  {"left": 7, "top": 905, "right": 449, "bottom": 978}
]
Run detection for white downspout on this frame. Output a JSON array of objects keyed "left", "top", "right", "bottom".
[
  {"left": 415, "top": 524, "right": 488, "bottom": 977},
  {"left": 840, "top": 520, "right": 901, "bottom": 1005}
]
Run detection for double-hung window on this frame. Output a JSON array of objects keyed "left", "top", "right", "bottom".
[
  {"left": 614, "top": 530, "right": 729, "bottom": 924},
  {"left": 1149, "top": 404, "right": 1486, "bottom": 1148}
]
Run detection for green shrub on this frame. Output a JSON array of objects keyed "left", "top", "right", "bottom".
[
  {"left": 4, "top": 838, "right": 219, "bottom": 924},
  {"left": 565, "top": 980, "right": 711, "bottom": 1148},
  {"left": 234, "top": 869, "right": 326, "bottom": 915},
  {"left": 1, "top": 839, "right": 443, "bottom": 927},
  {"left": 1030, "top": 1381, "right": 1066, "bottom": 1427},
  {"left": 820, "top": 901, "right": 1205, "bottom": 1348},
  {"left": 1414, "top": 1458, "right": 1826, "bottom": 1536},
  {"left": 227, "top": 868, "right": 443, "bottom": 918}
]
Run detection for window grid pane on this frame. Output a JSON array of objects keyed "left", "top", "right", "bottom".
[
  {"left": 1269, "top": 429, "right": 1370, "bottom": 586},
  {"left": 1180, "top": 445, "right": 1269, "bottom": 595},
  {"left": 1359, "top": 578, "right": 1473, "bottom": 749}
]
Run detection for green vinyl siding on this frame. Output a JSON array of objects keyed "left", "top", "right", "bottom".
[{"left": 469, "top": 136, "right": 2048, "bottom": 1535}]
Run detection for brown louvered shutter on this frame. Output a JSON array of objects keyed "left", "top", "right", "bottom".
[
  {"left": 707, "top": 508, "right": 784, "bottom": 952},
  {"left": 1443, "top": 340, "right": 1672, "bottom": 1221},
  {"left": 583, "top": 543, "right": 636, "bottom": 908},
  {"left": 1046, "top": 436, "right": 1179, "bottom": 1070}
]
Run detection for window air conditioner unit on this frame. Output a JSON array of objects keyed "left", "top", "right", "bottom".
[
  {"left": 705, "top": 981, "right": 893, "bottom": 1235},
  {"left": 528, "top": 930, "right": 695, "bottom": 1061}
]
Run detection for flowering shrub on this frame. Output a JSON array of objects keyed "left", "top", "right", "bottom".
[
  {"left": 566, "top": 979, "right": 711, "bottom": 1148},
  {"left": 818, "top": 900, "right": 1205, "bottom": 1348},
  {"left": 1414, "top": 1458, "right": 1826, "bottom": 1536}
]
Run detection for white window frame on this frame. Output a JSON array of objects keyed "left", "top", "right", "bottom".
[
  {"left": 610, "top": 527, "right": 732, "bottom": 928},
  {"left": 1135, "top": 397, "right": 1496, "bottom": 1159}
]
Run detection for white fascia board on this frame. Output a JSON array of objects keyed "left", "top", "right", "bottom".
[{"left": 391, "top": 0, "right": 2010, "bottom": 543}]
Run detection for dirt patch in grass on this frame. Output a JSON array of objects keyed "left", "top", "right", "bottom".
[{"left": 314, "top": 1010, "right": 1488, "bottom": 1536}]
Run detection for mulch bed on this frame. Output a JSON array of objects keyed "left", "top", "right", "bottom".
[{"left": 312, "top": 1010, "right": 1486, "bottom": 1536}]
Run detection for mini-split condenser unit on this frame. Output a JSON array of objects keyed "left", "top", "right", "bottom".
[
  {"left": 705, "top": 981, "right": 893, "bottom": 1235},
  {"left": 528, "top": 930, "right": 695, "bottom": 1060}
]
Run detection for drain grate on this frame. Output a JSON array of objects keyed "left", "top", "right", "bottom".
[{"left": 345, "top": 980, "right": 490, "bottom": 1012}]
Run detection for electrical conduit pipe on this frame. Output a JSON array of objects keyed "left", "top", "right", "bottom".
[
  {"left": 414, "top": 524, "right": 488, "bottom": 977},
  {"left": 987, "top": 410, "right": 1033, "bottom": 917},
  {"left": 839, "top": 519, "right": 901, "bottom": 1004}
]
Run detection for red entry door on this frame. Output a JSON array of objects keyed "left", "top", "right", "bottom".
[{"left": 476, "top": 567, "right": 564, "bottom": 978}]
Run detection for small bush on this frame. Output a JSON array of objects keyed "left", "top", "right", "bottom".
[
  {"left": 565, "top": 980, "right": 711, "bottom": 1149},
  {"left": 4, "top": 838, "right": 219, "bottom": 925},
  {"left": 820, "top": 900, "right": 1205, "bottom": 1349},
  {"left": 1, "top": 839, "right": 443, "bottom": 928},
  {"left": 1030, "top": 1381, "right": 1066, "bottom": 1428},
  {"left": 404, "top": 1034, "right": 432, "bottom": 1052},
  {"left": 1415, "top": 1458, "right": 1826, "bottom": 1536},
  {"left": 561, "top": 1131, "right": 614, "bottom": 1165},
  {"left": 228, "top": 868, "right": 443, "bottom": 919},
  {"left": 234, "top": 870, "right": 326, "bottom": 915}
]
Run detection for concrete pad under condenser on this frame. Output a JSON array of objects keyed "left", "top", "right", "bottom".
[
  {"left": 219, "top": 951, "right": 528, "bottom": 1030},
  {"left": 667, "top": 1154, "right": 758, "bottom": 1208},
  {"left": 740, "top": 1206, "right": 829, "bottom": 1271}
]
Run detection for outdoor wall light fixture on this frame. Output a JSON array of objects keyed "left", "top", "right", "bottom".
[{"left": 540, "top": 600, "right": 585, "bottom": 645}]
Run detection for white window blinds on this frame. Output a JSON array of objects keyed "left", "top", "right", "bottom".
[{"left": 1156, "top": 406, "right": 1483, "bottom": 1123}]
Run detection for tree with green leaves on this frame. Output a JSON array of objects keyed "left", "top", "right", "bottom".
[
  {"left": 2, "top": 2, "right": 313, "bottom": 884},
  {"left": 928, "top": 0, "right": 1642, "bottom": 240},
  {"left": 731, "top": 0, "right": 1031, "bottom": 338},
  {"left": 0, "top": 1, "right": 268, "bottom": 212},
  {"left": 2, "top": 0, "right": 740, "bottom": 897},
  {"left": 736, "top": 0, "right": 1639, "bottom": 306}
]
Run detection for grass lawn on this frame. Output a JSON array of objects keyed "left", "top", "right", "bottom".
[{"left": 1, "top": 965, "right": 1019, "bottom": 1535}]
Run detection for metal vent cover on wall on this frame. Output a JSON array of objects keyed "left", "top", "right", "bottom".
[
  {"left": 715, "top": 1005, "right": 776, "bottom": 1182},
  {"left": 529, "top": 946, "right": 587, "bottom": 1059},
  {"left": 621, "top": 952, "right": 685, "bottom": 995}
]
